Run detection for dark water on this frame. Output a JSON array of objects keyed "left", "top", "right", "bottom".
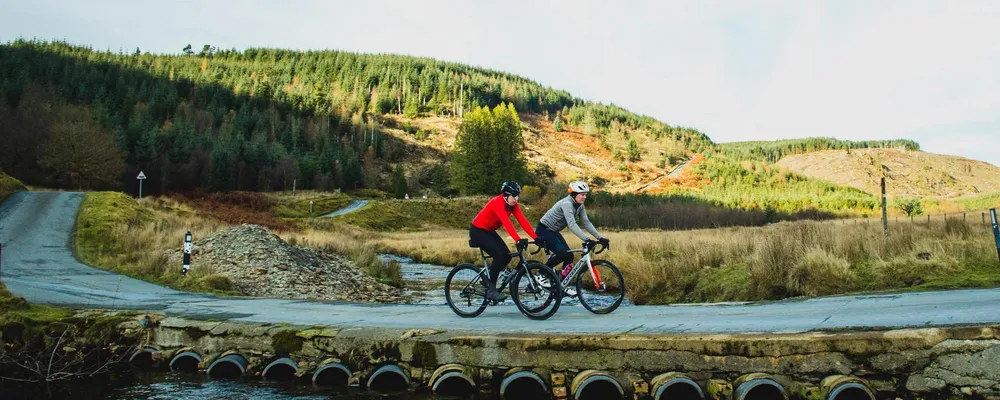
[{"left": 1, "top": 372, "right": 500, "bottom": 400}]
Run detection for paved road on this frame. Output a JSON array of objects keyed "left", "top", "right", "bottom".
[
  {"left": 3, "top": 191, "right": 999, "bottom": 335},
  {"left": 320, "top": 200, "right": 369, "bottom": 218}
]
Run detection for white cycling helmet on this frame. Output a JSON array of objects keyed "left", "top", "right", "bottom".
[{"left": 568, "top": 181, "right": 590, "bottom": 194}]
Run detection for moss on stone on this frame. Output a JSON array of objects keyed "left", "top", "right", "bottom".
[
  {"left": 272, "top": 330, "right": 305, "bottom": 355},
  {"left": 411, "top": 341, "right": 438, "bottom": 367}
]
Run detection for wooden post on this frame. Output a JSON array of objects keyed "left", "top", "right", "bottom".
[{"left": 881, "top": 177, "right": 888, "bottom": 234}]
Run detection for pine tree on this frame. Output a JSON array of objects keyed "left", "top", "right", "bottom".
[
  {"left": 450, "top": 103, "right": 527, "bottom": 195},
  {"left": 391, "top": 164, "right": 408, "bottom": 198}
]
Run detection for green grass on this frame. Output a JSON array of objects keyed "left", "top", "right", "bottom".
[
  {"left": 272, "top": 192, "right": 352, "bottom": 218},
  {"left": 0, "top": 170, "right": 27, "bottom": 203},
  {"left": 74, "top": 192, "right": 236, "bottom": 295},
  {"left": 954, "top": 191, "right": 1000, "bottom": 211},
  {"left": 335, "top": 197, "right": 491, "bottom": 231}
]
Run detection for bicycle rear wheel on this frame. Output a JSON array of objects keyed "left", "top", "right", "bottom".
[
  {"left": 511, "top": 263, "right": 562, "bottom": 320},
  {"left": 576, "top": 260, "right": 625, "bottom": 314},
  {"left": 445, "top": 263, "right": 488, "bottom": 317}
]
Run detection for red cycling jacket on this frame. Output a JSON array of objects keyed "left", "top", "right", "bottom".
[{"left": 471, "top": 195, "right": 537, "bottom": 241}]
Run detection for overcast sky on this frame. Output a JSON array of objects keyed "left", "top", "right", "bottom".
[{"left": 2, "top": 0, "right": 998, "bottom": 166}]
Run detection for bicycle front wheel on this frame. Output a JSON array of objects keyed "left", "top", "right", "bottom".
[
  {"left": 576, "top": 260, "right": 625, "bottom": 314},
  {"left": 511, "top": 263, "right": 562, "bottom": 320},
  {"left": 445, "top": 263, "right": 488, "bottom": 318}
]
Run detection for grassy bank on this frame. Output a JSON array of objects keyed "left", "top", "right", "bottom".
[
  {"left": 272, "top": 191, "right": 352, "bottom": 218},
  {"left": 0, "top": 170, "right": 27, "bottom": 202},
  {"left": 1, "top": 282, "right": 140, "bottom": 386},
  {"left": 955, "top": 191, "right": 1000, "bottom": 211},
  {"left": 74, "top": 192, "right": 235, "bottom": 294},
  {"left": 334, "top": 197, "right": 492, "bottom": 231},
  {"left": 301, "top": 216, "right": 1000, "bottom": 305},
  {"left": 75, "top": 191, "right": 402, "bottom": 291}
]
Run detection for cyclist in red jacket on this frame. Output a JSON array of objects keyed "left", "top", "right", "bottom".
[{"left": 469, "top": 181, "right": 538, "bottom": 302}]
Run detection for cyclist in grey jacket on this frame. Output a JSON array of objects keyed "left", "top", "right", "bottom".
[{"left": 535, "top": 181, "right": 610, "bottom": 274}]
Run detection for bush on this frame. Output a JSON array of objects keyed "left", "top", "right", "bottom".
[
  {"left": 520, "top": 185, "right": 542, "bottom": 204},
  {"left": 895, "top": 198, "right": 924, "bottom": 216},
  {"left": 354, "top": 244, "right": 403, "bottom": 288},
  {"left": 786, "top": 248, "right": 855, "bottom": 296},
  {"left": 350, "top": 188, "right": 390, "bottom": 199}
]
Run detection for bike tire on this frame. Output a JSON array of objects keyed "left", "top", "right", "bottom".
[
  {"left": 445, "top": 263, "right": 488, "bottom": 318},
  {"left": 576, "top": 259, "right": 625, "bottom": 314},
  {"left": 522, "top": 261, "right": 556, "bottom": 313},
  {"left": 511, "top": 263, "right": 562, "bottom": 320}
]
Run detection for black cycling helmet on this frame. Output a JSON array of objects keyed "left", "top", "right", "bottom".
[{"left": 500, "top": 181, "right": 521, "bottom": 197}]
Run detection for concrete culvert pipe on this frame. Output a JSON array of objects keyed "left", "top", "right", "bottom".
[
  {"left": 651, "top": 372, "right": 705, "bottom": 400},
  {"left": 168, "top": 351, "right": 202, "bottom": 373},
  {"left": 312, "top": 362, "right": 352, "bottom": 387},
  {"left": 733, "top": 374, "right": 788, "bottom": 400},
  {"left": 367, "top": 364, "right": 410, "bottom": 392},
  {"left": 429, "top": 366, "right": 476, "bottom": 397},
  {"left": 262, "top": 357, "right": 299, "bottom": 382},
  {"left": 822, "top": 376, "right": 875, "bottom": 400},
  {"left": 571, "top": 370, "right": 624, "bottom": 400},
  {"left": 207, "top": 353, "right": 249, "bottom": 379},
  {"left": 501, "top": 370, "right": 549, "bottom": 400},
  {"left": 129, "top": 346, "right": 158, "bottom": 370}
]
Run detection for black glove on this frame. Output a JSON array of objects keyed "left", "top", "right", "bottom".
[
  {"left": 583, "top": 239, "right": 597, "bottom": 250},
  {"left": 599, "top": 237, "right": 610, "bottom": 249},
  {"left": 516, "top": 238, "right": 530, "bottom": 251},
  {"left": 533, "top": 237, "right": 546, "bottom": 247}
]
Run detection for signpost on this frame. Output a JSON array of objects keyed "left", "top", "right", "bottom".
[
  {"left": 137, "top": 171, "right": 147, "bottom": 199},
  {"left": 991, "top": 209, "right": 1000, "bottom": 264},
  {"left": 182, "top": 231, "right": 192, "bottom": 276}
]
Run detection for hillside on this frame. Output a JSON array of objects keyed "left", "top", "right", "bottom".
[
  {"left": 775, "top": 149, "right": 1000, "bottom": 198},
  {"left": 0, "top": 40, "right": 709, "bottom": 196},
  {"left": 5, "top": 39, "right": 991, "bottom": 219}
]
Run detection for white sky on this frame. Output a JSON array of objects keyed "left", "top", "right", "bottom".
[{"left": 2, "top": 0, "right": 998, "bottom": 166}]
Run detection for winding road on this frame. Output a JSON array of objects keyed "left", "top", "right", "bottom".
[
  {"left": 320, "top": 199, "right": 369, "bottom": 218},
  {"left": 2, "top": 191, "right": 999, "bottom": 335}
]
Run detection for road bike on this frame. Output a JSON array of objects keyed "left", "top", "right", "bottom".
[
  {"left": 444, "top": 240, "right": 562, "bottom": 320},
  {"left": 533, "top": 240, "right": 625, "bottom": 314}
]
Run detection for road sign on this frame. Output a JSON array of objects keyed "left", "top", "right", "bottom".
[{"left": 137, "top": 171, "right": 146, "bottom": 199}]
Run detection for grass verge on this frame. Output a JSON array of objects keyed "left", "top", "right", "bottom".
[
  {"left": 0, "top": 170, "right": 27, "bottom": 203},
  {"left": 74, "top": 192, "right": 236, "bottom": 294}
]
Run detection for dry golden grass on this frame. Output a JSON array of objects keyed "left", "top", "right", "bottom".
[
  {"left": 776, "top": 148, "right": 1000, "bottom": 198},
  {"left": 75, "top": 192, "right": 235, "bottom": 293},
  {"left": 76, "top": 192, "right": 1000, "bottom": 305},
  {"left": 293, "top": 216, "right": 1000, "bottom": 305}
]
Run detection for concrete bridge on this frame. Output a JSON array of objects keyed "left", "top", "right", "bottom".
[{"left": 2, "top": 191, "right": 1000, "bottom": 399}]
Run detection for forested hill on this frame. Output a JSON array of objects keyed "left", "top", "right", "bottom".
[
  {"left": 717, "top": 138, "right": 921, "bottom": 163},
  {"left": 0, "top": 40, "right": 711, "bottom": 195}
]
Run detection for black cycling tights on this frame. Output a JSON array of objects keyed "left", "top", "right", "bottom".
[{"left": 468, "top": 225, "right": 511, "bottom": 285}]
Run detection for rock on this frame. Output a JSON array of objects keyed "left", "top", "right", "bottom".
[
  {"left": 906, "top": 374, "right": 946, "bottom": 392},
  {"left": 164, "top": 224, "right": 403, "bottom": 303}
]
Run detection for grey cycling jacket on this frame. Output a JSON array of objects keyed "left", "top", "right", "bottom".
[{"left": 538, "top": 195, "right": 603, "bottom": 241}]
